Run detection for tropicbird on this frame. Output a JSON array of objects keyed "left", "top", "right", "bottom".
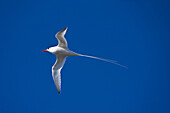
[{"left": 43, "top": 27, "right": 127, "bottom": 94}]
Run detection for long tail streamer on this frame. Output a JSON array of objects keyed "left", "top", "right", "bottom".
[{"left": 77, "top": 54, "right": 128, "bottom": 69}]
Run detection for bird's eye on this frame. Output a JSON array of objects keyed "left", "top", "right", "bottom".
[{"left": 47, "top": 48, "right": 49, "bottom": 49}]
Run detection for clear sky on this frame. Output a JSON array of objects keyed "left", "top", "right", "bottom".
[{"left": 1, "top": 0, "right": 170, "bottom": 113}]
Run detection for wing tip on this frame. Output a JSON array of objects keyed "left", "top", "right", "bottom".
[
  {"left": 61, "top": 27, "right": 68, "bottom": 32},
  {"left": 57, "top": 88, "right": 61, "bottom": 94},
  {"left": 56, "top": 86, "right": 61, "bottom": 94},
  {"left": 55, "top": 27, "right": 68, "bottom": 37},
  {"left": 64, "top": 27, "right": 68, "bottom": 30},
  {"left": 58, "top": 91, "right": 61, "bottom": 94}
]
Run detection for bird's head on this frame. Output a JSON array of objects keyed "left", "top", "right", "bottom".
[{"left": 42, "top": 46, "right": 56, "bottom": 54}]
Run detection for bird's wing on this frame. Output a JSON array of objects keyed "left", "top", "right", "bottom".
[
  {"left": 55, "top": 27, "right": 68, "bottom": 48},
  {"left": 52, "top": 55, "right": 66, "bottom": 94}
]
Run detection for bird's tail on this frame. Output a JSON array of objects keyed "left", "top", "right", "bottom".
[{"left": 77, "top": 54, "right": 128, "bottom": 68}]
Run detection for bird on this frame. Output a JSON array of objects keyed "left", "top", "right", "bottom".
[{"left": 42, "top": 27, "right": 127, "bottom": 94}]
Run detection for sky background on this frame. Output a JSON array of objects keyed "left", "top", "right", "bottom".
[{"left": 0, "top": 0, "right": 170, "bottom": 113}]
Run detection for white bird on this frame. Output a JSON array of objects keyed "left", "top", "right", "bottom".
[{"left": 43, "top": 27, "right": 127, "bottom": 94}]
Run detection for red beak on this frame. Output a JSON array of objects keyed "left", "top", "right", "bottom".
[{"left": 42, "top": 50, "right": 47, "bottom": 52}]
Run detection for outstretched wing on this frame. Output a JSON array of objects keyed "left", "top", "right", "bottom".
[
  {"left": 52, "top": 55, "right": 66, "bottom": 94},
  {"left": 55, "top": 27, "right": 68, "bottom": 48}
]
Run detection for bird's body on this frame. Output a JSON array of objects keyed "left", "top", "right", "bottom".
[
  {"left": 43, "top": 27, "right": 127, "bottom": 94},
  {"left": 49, "top": 46, "right": 78, "bottom": 56}
]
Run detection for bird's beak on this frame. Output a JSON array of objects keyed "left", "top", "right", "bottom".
[{"left": 42, "top": 50, "right": 47, "bottom": 52}]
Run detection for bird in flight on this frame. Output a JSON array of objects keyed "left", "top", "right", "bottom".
[{"left": 43, "top": 27, "right": 127, "bottom": 94}]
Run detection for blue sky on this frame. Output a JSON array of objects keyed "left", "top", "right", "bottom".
[{"left": 0, "top": 0, "right": 170, "bottom": 113}]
